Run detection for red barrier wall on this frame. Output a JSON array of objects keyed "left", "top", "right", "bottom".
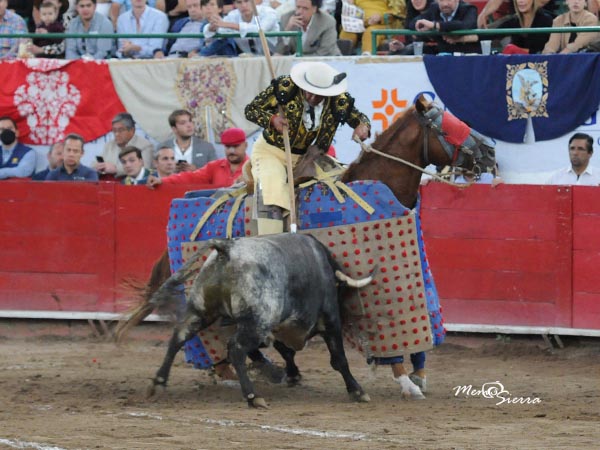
[{"left": 1, "top": 180, "right": 598, "bottom": 330}]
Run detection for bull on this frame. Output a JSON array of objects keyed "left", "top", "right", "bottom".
[{"left": 147, "top": 233, "right": 375, "bottom": 408}]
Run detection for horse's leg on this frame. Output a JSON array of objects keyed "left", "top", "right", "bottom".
[
  {"left": 148, "top": 311, "right": 204, "bottom": 397},
  {"left": 391, "top": 361, "right": 425, "bottom": 400},
  {"left": 409, "top": 352, "right": 427, "bottom": 393},
  {"left": 273, "top": 340, "right": 301, "bottom": 386}
]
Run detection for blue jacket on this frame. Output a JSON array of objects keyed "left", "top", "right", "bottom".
[
  {"left": 46, "top": 164, "right": 99, "bottom": 181},
  {"left": 0, "top": 142, "right": 32, "bottom": 168}
]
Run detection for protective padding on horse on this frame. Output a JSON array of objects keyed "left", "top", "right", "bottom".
[{"left": 166, "top": 180, "right": 445, "bottom": 368}]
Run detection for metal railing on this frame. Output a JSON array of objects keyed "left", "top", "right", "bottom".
[
  {"left": 2, "top": 31, "right": 304, "bottom": 56},
  {"left": 371, "top": 26, "right": 600, "bottom": 55}
]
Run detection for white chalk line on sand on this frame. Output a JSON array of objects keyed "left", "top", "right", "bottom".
[
  {"left": 0, "top": 438, "right": 73, "bottom": 450},
  {"left": 122, "top": 412, "right": 405, "bottom": 444}
]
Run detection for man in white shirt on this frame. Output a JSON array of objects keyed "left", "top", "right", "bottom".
[
  {"left": 116, "top": 0, "right": 169, "bottom": 58},
  {"left": 202, "top": 0, "right": 279, "bottom": 55},
  {"left": 547, "top": 133, "right": 600, "bottom": 186}
]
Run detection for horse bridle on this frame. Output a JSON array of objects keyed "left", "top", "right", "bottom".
[
  {"left": 416, "top": 105, "right": 493, "bottom": 174},
  {"left": 355, "top": 103, "right": 496, "bottom": 186}
]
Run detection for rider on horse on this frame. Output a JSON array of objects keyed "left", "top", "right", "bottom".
[{"left": 244, "top": 61, "right": 371, "bottom": 235}]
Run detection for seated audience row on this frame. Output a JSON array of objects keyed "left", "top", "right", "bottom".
[{"left": 3, "top": 0, "right": 600, "bottom": 59}]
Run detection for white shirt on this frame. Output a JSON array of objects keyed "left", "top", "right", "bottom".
[
  {"left": 173, "top": 141, "right": 193, "bottom": 164},
  {"left": 547, "top": 165, "right": 600, "bottom": 186},
  {"left": 203, "top": 5, "right": 280, "bottom": 53}
]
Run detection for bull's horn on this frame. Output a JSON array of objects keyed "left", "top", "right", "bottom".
[{"left": 335, "top": 270, "right": 373, "bottom": 288}]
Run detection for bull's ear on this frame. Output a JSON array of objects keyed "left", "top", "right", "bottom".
[{"left": 415, "top": 95, "right": 428, "bottom": 113}]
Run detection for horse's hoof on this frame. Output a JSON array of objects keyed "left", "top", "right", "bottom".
[
  {"left": 250, "top": 397, "right": 269, "bottom": 409},
  {"left": 394, "top": 374, "right": 426, "bottom": 400},
  {"left": 408, "top": 373, "right": 427, "bottom": 393},
  {"left": 349, "top": 391, "right": 371, "bottom": 403},
  {"left": 286, "top": 374, "right": 302, "bottom": 387}
]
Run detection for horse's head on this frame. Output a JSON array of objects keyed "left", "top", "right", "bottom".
[{"left": 414, "top": 95, "right": 496, "bottom": 179}]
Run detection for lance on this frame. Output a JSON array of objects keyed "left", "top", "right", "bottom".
[{"left": 249, "top": 0, "right": 297, "bottom": 233}]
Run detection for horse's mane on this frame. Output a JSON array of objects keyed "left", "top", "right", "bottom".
[{"left": 371, "top": 104, "right": 418, "bottom": 151}]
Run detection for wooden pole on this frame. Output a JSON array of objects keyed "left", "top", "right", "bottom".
[{"left": 249, "top": 0, "right": 297, "bottom": 233}]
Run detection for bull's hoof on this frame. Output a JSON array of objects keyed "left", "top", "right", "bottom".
[
  {"left": 349, "top": 391, "right": 371, "bottom": 403},
  {"left": 286, "top": 374, "right": 302, "bottom": 387},
  {"left": 247, "top": 395, "right": 269, "bottom": 409}
]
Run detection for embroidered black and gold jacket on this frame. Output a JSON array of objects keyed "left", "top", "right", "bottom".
[{"left": 245, "top": 75, "right": 371, "bottom": 155}]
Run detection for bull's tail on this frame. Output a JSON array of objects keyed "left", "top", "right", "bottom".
[
  {"left": 114, "top": 241, "right": 220, "bottom": 343},
  {"left": 335, "top": 265, "right": 379, "bottom": 288}
]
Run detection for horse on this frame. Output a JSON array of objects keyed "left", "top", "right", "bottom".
[{"left": 115, "top": 95, "right": 495, "bottom": 398}]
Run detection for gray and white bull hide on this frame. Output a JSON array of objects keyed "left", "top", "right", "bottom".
[{"left": 147, "top": 233, "right": 374, "bottom": 408}]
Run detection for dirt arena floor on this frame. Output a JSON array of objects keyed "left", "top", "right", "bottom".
[{"left": 0, "top": 320, "right": 598, "bottom": 450}]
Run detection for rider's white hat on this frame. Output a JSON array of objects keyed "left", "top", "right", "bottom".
[{"left": 290, "top": 62, "right": 348, "bottom": 97}]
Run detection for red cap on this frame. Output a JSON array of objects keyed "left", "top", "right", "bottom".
[{"left": 221, "top": 127, "right": 246, "bottom": 146}]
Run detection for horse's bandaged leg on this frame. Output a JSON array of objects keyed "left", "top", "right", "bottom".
[{"left": 394, "top": 374, "right": 426, "bottom": 400}]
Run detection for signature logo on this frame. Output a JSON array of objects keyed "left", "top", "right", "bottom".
[{"left": 453, "top": 381, "right": 542, "bottom": 405}]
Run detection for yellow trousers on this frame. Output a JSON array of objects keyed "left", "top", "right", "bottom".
[{"left": 250, "top": 135, "right": 301, "bottom": 211}]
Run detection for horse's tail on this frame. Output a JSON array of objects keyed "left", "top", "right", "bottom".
[{"left": 114, "top": 250, "right": 172, "bottom": 343}]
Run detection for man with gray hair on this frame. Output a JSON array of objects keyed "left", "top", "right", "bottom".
[{"left": 96, "top": 112, "right": 154, "bottom": 179}]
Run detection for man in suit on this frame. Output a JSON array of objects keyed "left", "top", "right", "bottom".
[
  {"left": 159, "top": 109, "right": 217, "bottom": 174},
  {"left": 276, "top": 0, "right": 341, "bottom": 56},
  {"left": 409, "top": 0, "right": 479, "bottom": 54},
  {"left": 119, "top": 145, "right": 152, "bottom": 185}
]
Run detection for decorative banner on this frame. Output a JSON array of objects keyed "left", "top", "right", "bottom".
[
  {"left": 423, "top": 53, "right": 600, "bottom": 143},
  {"left": 0, "top": 59, "right": 126, "bottom": 145}
]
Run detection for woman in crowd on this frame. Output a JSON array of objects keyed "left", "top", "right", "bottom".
[
  {"left": 543, "top": 0, "right": 599, "bottom": 54},
  {"left": 496, "top": 0, "right": 554, "bottom": 54}
]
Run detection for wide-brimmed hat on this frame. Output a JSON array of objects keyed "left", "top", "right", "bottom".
[{"left": 290, "top": 62, "right": 348, "bottom": 97}]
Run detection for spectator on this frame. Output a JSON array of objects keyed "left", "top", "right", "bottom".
[
  {"left": 116, "top": 0, "right": 169, "bottom": 58},
  {"left": 477, "top": 0, "right": 559, "bottom": 29},
  {"left": 387, "top": 0, "right": 433, "bottom": 53},
  {"left": 29, "top": 1, "right": 66, "bottom": 58},
  {"left": 496, "top": 0, "right": 553, "bottom": 54},
  {"left": 8, "top": 0, "right": 35, "bottom": 31},
  {"left": 159, "top": 109, "right": 217, "bottom": 173},
  {"left": 409, "top": 0, "right": 480, "bottom": 55},
  {"left": 201, "top": 0, "right": 279, "bottom": 56},
  {"left": 152, "top": 145, "right": 176, "bottom": 177},
  {"left": 120, "top": 145, "right": 152, "bottom": 184},
  {"left": 0, "top": 0, "right": 27, "bottom": 60},
  {"left": 0, "top": 116, "right": 36, "bottom": 179},
  {"left": 32, "top": 141, "right": 64, "bottom": 180},
  {"left": 542, "top": 0, "right": 598, "bottom": 54},
  {"left": 110, "top": 0, "right": 165, "bottom": 28},
  {"left": 46, "top": 134, "right": 99, "bottom": 181},
  {"left": 339, "top": 0, "right": 405, "bottom": 55},
  {"left": 66, "top": 0, "right": 115, "bottom": 60},
  {"left": 33, "top": 0, "right": 73, "bottom": 29},
  {"left": 547, "top": 133, "right": 600, "bottom": 185},
  {"left": 165, "top": 0, "right": 189, "bottom": 27},
  {"left": 147, "top": 127, "right": 248, "bottom": 188},
  {"left": 276, "top": 0, "right": 342, "bottom": 56},
  {"left": 96, "top": 112, "right": 154, "bottom": 179},
  {"left": 154, "top": 0, "right": 206, "bottom": 58}
]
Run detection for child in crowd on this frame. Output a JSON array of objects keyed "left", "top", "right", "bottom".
[{"left": 30, "top": 1, "right": 66, "bottom": 58}]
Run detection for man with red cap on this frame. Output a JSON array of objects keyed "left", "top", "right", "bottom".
[{"left": 147, "top": 127, "right": 249, "bottom": 189}]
